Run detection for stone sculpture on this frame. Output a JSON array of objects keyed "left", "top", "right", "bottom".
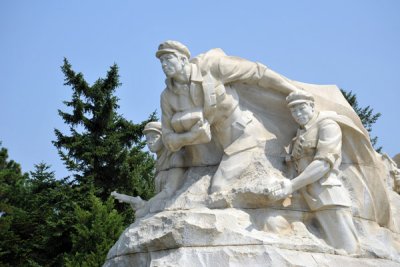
[
  {"left": 157, "top": 40, "right": 299, "bottom": 193},
  {"left": 267, "top": 90, "right": 358, "bottom": 253},
  {"left": 104, "top": 41, "right": 400, "bottom": 267}
]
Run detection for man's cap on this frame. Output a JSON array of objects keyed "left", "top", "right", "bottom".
[
  {"left": 143, "top": 121, "right": 162, "bottom": 135},
  {"left": 156, "top": 40, "right": 191, "bottom": 59},
  {"left": 286, "top": 90, "right": 315, "bottom": 107}
]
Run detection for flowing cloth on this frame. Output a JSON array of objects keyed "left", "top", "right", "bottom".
[{"left": 234, "top": 79, "right": 391, "bottom": 227}]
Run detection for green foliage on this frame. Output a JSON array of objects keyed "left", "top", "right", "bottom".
[
  {"left": 51, "top": 59, "right": 157, "bottom": 265},
  {"left": 341, "top": 89, "right": 382, "bottom": 152},
  {"left": 0, "top": 148, "right": 127, "bottom": 267},
  {"left": 1, "top": 60, "right": 158, "bottom": 266},
  {"left": 0, "top": 146, "right": 30, "bottom": 266},
  {"left": 0, "top": 149, "right": 76, "bottom": 266},
  {"left": 54, "top": 58, "right": 156, "bottom": 201},
  {"left": 64, "top": 193, "right": 125, "bottom": 267},
  {"left": 25, "top": 163, "right": 77, "bottom": 266}
]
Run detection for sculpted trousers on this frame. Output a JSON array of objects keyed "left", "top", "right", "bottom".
[{"left": 314, "top": 208, "right": 359, "bottom": 254}]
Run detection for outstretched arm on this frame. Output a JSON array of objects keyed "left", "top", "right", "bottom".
[
  {"left": 268, "top": 159, "right": 331, "bottom": 200},
  {"left": 216, "top": 56, "right": 300, "bottom": 95},
  {"left": 111, "top": 191, "right": 145, "bottom": 210},
  {"left": 258, "top": 66, "right": 300, "bottom": 95},
  {"left": 291, "top": 159, "right": 331, "bottom": 190},
  {"left": 269, "top": 120, "right": 342, "bottom": 200}
]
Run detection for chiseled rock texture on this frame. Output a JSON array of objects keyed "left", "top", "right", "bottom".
[
  {"left": 104, "top": 208, "right": 400, "bottom": 267},
  {"left": 104, "top": 166, "right": 400, "bottom": 267}
]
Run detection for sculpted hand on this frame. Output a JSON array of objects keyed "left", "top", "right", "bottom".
[
  {"left": 111, "top": 191, "right": 145, "bottom": 208},
  {"left": 191, "top": 119, "right": 211, "bottom": 140},
  {"left": 267, "top": 179, "right": 293, "bottom": 201},
  {"left": 111, "top": 191, "right": 125, "bottom": 203}
]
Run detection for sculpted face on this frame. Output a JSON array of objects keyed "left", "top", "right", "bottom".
[
  {"left": 145, "top": 131, "right": 163, "bottom": 153},
  {"left": 159, "top": 53, "right": 184, "bottom": 79},
  {"left": 289, "top": 102, "right": 314, "bottom": 126}
]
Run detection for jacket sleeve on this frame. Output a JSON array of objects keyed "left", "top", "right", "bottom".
[
  {"left": 314, "top": 119, "right": 342, "bottom": 167},
  {"left": 160, "top": 89, "right": 174, "bottom": 139},
  {"left": 215, "top": 56, "right": 268, "bottom": 85},
  {"left": 215, "top": 55, "right": 298, "bottom": 95}
]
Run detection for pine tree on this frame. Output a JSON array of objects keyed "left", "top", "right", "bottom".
[
  {"left": 0, "top": 156, "right": 78, "bottom": 266},
  {"left": 0, "top": 145, "right": 30, "bottom": 266},
  {"left": 63, "top": 193, "right": 125, "bottom": 266},
  {"left": 53, "top": 58, "right": 156, "bottom": 201},
  {"left": 0, "top": 145, "right": 124, "bottom": 266},
  {"left": 26, "top": 163, "right": 77, "bottom": 266},
  {"left": 51, "top": 59, "right": 160, "bottom": 266},
  {"left": 341, "top": 89, "right": 382, "bottom": 152}
]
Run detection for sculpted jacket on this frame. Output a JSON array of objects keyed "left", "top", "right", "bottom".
[
  {"left": 160, "top": 48, "right": 273, "bottom": 165},
  {"left": 290, "top": 111, "right": 352, "bottom": 211}
]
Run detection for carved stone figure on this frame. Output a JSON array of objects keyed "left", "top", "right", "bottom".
[
  {"left": 267, "top": 90, "right": 359, "bottom": 253},
  {"left": 111, "top": 121, "right": 186, "bottom": 216},
  {"left": 157, "top": 40, "right": 299, "bottom": 193}
]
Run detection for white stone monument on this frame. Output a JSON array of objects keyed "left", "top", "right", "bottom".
[{"left": 105, "top": 41, "right": 400, "bottom": 267}]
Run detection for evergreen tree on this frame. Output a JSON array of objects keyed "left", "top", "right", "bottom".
[
  {"left": 2, "top": 60, "right": 158, "bottom": 266},
  {"left": 0, "top": 155, "right": 78, "bottom": 266},
  {"left": 53, "top": 60, "right": 157, "bottom": 265},
  {"left": 0, "top": 149, "right": 125, "bottom": 266},
  {"left": 25, "top": 163, "right": 76, "bottom": 266},
  {"left": 0, "top": 146, "right": 30, "bottom": 266},
  {"left": 341, "top": 89, "right": 382, "bottom": 152},
  {"left": 63, "top": 193, "right": 125, "bottom": 267},
  {"left": 53, "top": 58, "right": 156, "bottom": 201}
]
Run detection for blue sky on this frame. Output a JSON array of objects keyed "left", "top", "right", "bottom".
[{"left": 1, "top": 1, "right": 399, "bottom": 178}]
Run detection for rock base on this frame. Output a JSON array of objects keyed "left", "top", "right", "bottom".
[
  {"left": 104, "top": 208, "right": 400, "bottom": 267},
  {"left": 105, "top": 245, "right": 400, "bottom": 267}
]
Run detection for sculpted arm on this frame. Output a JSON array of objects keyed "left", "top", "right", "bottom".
[
  {"left": 293, "top": 121, "right": 342, "bottom": 189},
  {"left": 258, "top": 67, "right": 300, "bottom": 95},
  {"left": 290, "top": 160, "right": 331, "bottom": 191},
  {"left": 216, "top": 56, "right": 299, "bottom": 95},
  {"left": 270, "top": 120, "right": 342, "bottom": 199},
  {"left": 161, "top": 91, "right": 210, "bottom": 152}
]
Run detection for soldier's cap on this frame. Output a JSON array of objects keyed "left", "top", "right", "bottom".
[
  {"left": 143, "top": 121, "right": 162, "bottom": 135},
  {"left": 286, "top": 90, "right": 315, "bottom": 107},
  {"left": 156, "top": 40, "right": 191, "bottom": 59}
]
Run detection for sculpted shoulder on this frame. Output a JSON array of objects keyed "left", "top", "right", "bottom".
[{"left": 191, "top": 48, "right": 227, "bottom": 74}]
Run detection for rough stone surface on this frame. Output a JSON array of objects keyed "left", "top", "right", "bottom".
[{"left": 104, "top": 207, "right": 400, "bottom": 266}]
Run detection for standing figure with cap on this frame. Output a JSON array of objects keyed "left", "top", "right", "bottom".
[
  {"left": 112, "top": 121, "right": 186, "bottom": 216},
  {"left": 267, "top": 90, "right": 359, "bottom": 254},
  {"left": 156, "top": 40, "right": 301, "bottom": 194}
]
